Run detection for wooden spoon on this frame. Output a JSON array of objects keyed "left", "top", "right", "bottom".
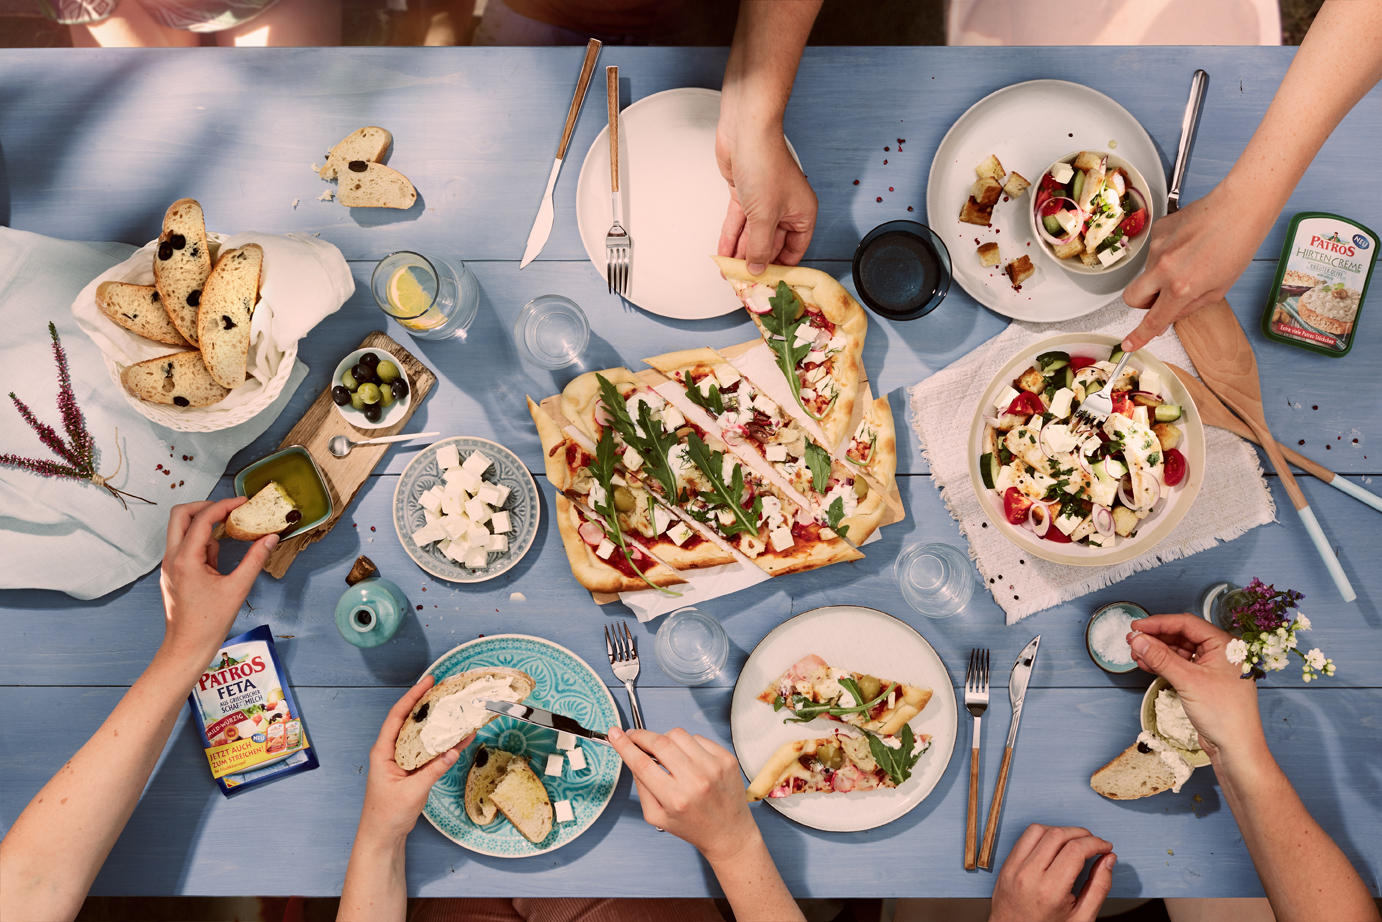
[
  {"left": 1175, "top": 300, "right": 1356, "bottom": 601},
  {"left": 1167, "top": 363, "right": 1382, "bottom": 514}
]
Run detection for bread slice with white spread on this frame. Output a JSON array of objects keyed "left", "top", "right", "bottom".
[
  {"left": 152, "top": 199, "right": 213, "bottom": 345},
  {"left": 225, "top": 482, "right": 301, "bottom": 541},
  {"left": 320, "top": 126, "right": 393, "bottom": 181},
  {"left": 464, "top": 745, "right": 519, "bottom": 825},
  {"left": 120, "top": 350, "right": 229, "bottom": 408},
  {"left": 336, "top": 160, "right": 417, "bottom": 210},
  {"left": 198, "top": 243, "right": 262, "bottom": 389},
  {"left": 95, "top": 282, "right": 191, "bottom": 347},
  {"left": 394, "top": 668, "right": 536, "bottom": 771},
  {"left": 1090, "top": 742, "right": 1179, "bottom": 800},
  {"left": 489, "top": 759, "right": 553, "bottom": 843}
]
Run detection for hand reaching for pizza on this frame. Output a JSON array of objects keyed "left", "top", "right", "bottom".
[
  {"left": 988, "top": 824, "right": 1115, "bottom": 922},
  {"left": 715, "top": 125, "right": 818, "bottom": 275}
]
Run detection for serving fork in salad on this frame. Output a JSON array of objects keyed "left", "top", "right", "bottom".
[{"left": 1072, "top": 350, "right": 1134, "bottom": 430}]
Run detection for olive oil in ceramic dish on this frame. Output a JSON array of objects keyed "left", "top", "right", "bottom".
[
  {"left": 240, "top": 448, "right": 331, "bottom": 527},
  {"left": 1261, "top": 212, "right": 1377, "bottom": 358}
]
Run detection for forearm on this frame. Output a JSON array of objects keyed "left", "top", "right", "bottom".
[
  {"left": 721, "top": 0, "right": 821, "bottom": 132},
  {"left": 79, "top": 0, "right": 181, "bottom": 46},
  {"left": 339, "top": 829, "right": 409, "bottom": 922},
  {"left": 1216, "top": 746, "right": 1379, "bottom": 922},
  {"left": 704, "top": 828, "right": 804, "bottom": 922},
  {"left": 0, "top": 648, "right": 202, "bottom": 922}
]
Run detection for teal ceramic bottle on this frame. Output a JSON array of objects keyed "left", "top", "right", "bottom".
[{"left": 335, "top": 577, "right": 409, "bottom": 648}]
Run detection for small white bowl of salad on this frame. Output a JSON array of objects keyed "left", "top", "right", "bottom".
[
  {"left": 1030, "top": 150, "right": 1152, "bottom": 275},
  {"left": 967, "top": 333, "right": 1204, "bottom": 567}
]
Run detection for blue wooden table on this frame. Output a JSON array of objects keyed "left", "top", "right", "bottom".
[{"left": 1, "top": 47, "right": 1379, "bottom": 900}]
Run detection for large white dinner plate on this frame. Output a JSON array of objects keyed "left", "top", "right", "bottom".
[
  {"left": 730, "top": 606, "right": 957, "bottom": 832},
  {"left": 926, "top": 80, "right": 1168, "bottom": 322},
  {"left": 575, "top": 87, "right": 800, "bottom": 319}
]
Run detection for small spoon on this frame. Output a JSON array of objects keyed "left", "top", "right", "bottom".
[{"left": 329, "top": 431, "right": 440, "bottom": 458}]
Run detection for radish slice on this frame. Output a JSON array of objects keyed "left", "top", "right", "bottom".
[
  {"left": 813, "top": 327, "right": 831, "bottom": 349},
  {"left": 578, "top": 522, "right": 604, "bottom": 546},
  {"left": 1029, "top": 503, "right": 1051, "bottom": 537},
  {"left": 743, "top": 289, "right": 773, "bottom": 314},
  {"left": 1093, "top": 506, "right": 1115, "bottom": 535},
  {"left": 594, "top": 402, "right": 612, "bottom": 426}
]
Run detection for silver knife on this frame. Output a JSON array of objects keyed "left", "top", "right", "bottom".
[
  {"left": 1167, "top": 69, "right": 1209, "bottom": 214},
  {"left": 480, "top": 699, "right": 614, "bottom": 746},
  {"left": 977, "top": 635, "right": 1041, "bottom": 870},
  {"left": 520, "top": 38, "right": 603, "bottom": 269}
]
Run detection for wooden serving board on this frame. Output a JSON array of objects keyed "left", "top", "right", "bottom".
[{"left": 261, "top": 331, "right": 436, "bottom": 578}]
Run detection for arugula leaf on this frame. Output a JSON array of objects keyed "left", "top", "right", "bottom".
[
  {"left": 804, "top": 442, "right": 832, "bottom": 493},
  {"left": 779, "top": 680, "right": 898, "bottom": 724},
  {"left": 683, "top": 433, "right": 763, "bottom": 537},
  {"left": 595, "top": 374, "right": 679, "bottom": 501},
  {"left": 772, "top": 695, "right": 787, "bottom": 712},
  {"left": 587, "top": 427, "right": 681, "bottom": 598},
  {"left": 757, "top": 282, "right": 824, "bottom": 421},
  {"left": 865, "top": 724, "right": 928, "bottom": 787},
  {"left": 682, "top": 372, "right": 724, "bottom": 416},
  {"left": 825, "top": 495, "right": 851, "bottom": 539}
]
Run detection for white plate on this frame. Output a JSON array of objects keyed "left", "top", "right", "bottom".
[
  {"left": 926, "top": 80, "right": 1168, "bottom": 322},
  {"left": 730, "top": 606, "right": 957, "bottom": 832},
  {"left": 575, "top": 87, "right": 801, "bottom": 320}
]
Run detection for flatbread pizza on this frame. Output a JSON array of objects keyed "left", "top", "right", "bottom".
[
  {"left": 843, "top": 396, "right": 897, "bottom": 492},
  {"left": 759, "top": 653, "right": 932, "bottom": 736},
  {"left": 745, "top": 730, "right": 931, "bottom": 802}
]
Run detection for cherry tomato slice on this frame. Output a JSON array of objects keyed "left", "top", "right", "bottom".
[
  {"left": 1111, "top": 392, "right": 1134, "bottom": 417},
  {"left": 1043, "top": 525, "right": 1073, "bottom": 543},
  {"left": 1003, "top": 487, "right": 1034, "bottom": 525},
  {"left": 1007, "top": 392, "right": 1046, "bottom": 416},
  {"left": 1069, "top": 355, "right": 1098, "bottom": 371},
  {"left": 1163, "top": 448, "right": 1187, "bottom": 487},
  {"left": 1121, "top": 208, "right": 1147, "bottom": 238}
]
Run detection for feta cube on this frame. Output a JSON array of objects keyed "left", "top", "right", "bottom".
[
  {"left": 800, "top": 388, "right": 816, "bottom": 400},
  {"left": 713, "top": 364, "right": 740, "bottom": 388},
  {"left": 793, "top": 330, "right": 816, "bottom": 350},
  {"left": 1048, "top": 387, "right": 1075, "bottom": 420},
  {"left": 476, "top": 483, "right": 503, "bottom": 506},
  {"left": 411, "top": 522, "right": 446, "bottom": 546},
  {"left": 993, "top": 385, "right": 1020, "bottom": 412},
  {"left": 464, "top": 546, "right": 489, "bottom": 569},
  {"left": 441, "top": 494, "right": 465, "bottom": 517},
  {"left": 769, "top": 526, "right": 795, "bottom": 552},
  {"left": 1050, "top": 162, "right": 1074, "bottom": 184},
  {"left": 827, "top": 333, "right": 847, "bottom": 352},
  {"left": 751, "top": 394, "right": 777, "bottom": 415},
  {"left": 717, "top": 508, "right": 736, "bottom": 528},
  {"left": 667, "top": 522, "right": 693, "bottom": 546},
  {"left": 423, "top": 509, "right": 440, "bottom": 525},
  {"left": 1138, "top": 369, "right": 1163, "bottom": 397},
  {"left": 464, "top": 498, "right": 491, "bottom": 524},
  {"left": 467, "top": 524, "right": 491, "bottom": 548},
  {"left": 623, "top": 446, "right": 644, "bottom": 471},
  {"left": 595, "top": 538, "right": 615, "bottom": 560},
  {"left": 444, "top": 540, "right": 469, "bottom": 562},
  {"left": 805, "top": 350, "right": 826, "bottom": 365},
  {"left": 1087, "top": 531, "right": 1110, "bottom": 548},
  {"left": 487, "top": 533, "right": 508, "bottom": 553},
  {"left": 1097, "top": 245, "right": 1128, "bottom": 268},
  {"left": 419, "top": 490, "right": 444, "bottom": 514},
  {"left": 491, "top": 510, "right": 512, "bottom": 534},
  {"left": 545, "top": 753, "right": 564, "bottom": 777},
  {"left": 698, "top": 378, "right": 715, "bottom": 397},
  {"left": 435, "top": 444, "right": 461, "bottom": 472},
  {"left": 765, "top": 444, "right": 788, "bottom": 462},
  {"left": 588, "top": 482, "right": 608, "bottom": 508},
  {"left": 441, "top": 514, "right": 470, "bottom": 539},
  {"left": 721, "top": 456, "right": 737, "bottom": 483},
  {"left": 1131, "top": 405, "right": 1149, "bottom": 427},
  {"left": 1054, "top": 209, "right": 1080, "bottom": 237},
  {"left": 554, "top": 800, "right": 575, "bottom": 824},
  {"left": 1054, "top": 511, "right": 1084, "bottom": 536},
  {"left": 567, "top": 747, "right": 587, "bottom": 771},
  {"left": 993, "top": 465, "right": 1020, "bottom": 494},
  {"left": 652, "top": 505, "right": 675, "bottom": 536},
  {"left": 556, "top": 731, "right": 577, "bottom": 750},
  {"left": 662, "top": 405, "right": 685, "bottom": 429},
  {"left": 490, "top": 483, "right": 511, "bottom": 507},
  {"left": 462, "top": 451, "right": 492, "bottom": 476}
]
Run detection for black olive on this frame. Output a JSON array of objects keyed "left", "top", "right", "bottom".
[
  {"left": 187, "top": 290, "right": 201, "bottom": 307},
  {"left": 173, "top": 395, "right": 190, "bottom": 407},
  {"left": 285, "top": 509, "right": 302, "bottom": 524},
  {"left": 332, "top": 385, "right": 351, "bottom": 406},
  {"left": 474, "top": 745, "right": 489, "bottom": 767},
  {"left": 170, "top": 233, "right": 186, "bottom": 250},
  {"left": 413, "top": 702, "right": 430, "bottom": 722},
  {"left": 391, "top": 379, "right": 409, "bottom": 400},
  {"left": 158, "top": 242, "right": 174, "bottom": 260},
  {"left": 363, "top": 402, "right": 383, "bottom": 423},
  {"left": 150, "top": 290, "right": 160, "bottom": 302},
  {"left": 1137, "top": 741, "right": 1153, "bottom": 754},
  {"left": 348, "top": 160, "right": 369, "bottom": 172},
  {"left": 353, "top": 363, "right": 375, "bottom": 384},
  {"left": 360, "top": 352, "right": 379, "bottom": 368},
  {"left": 221, "top": 315, "right": 236, "bottom": 330}
]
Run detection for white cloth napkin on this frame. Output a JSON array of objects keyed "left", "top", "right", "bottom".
[
  {"left": 907, "top": 302, "right": 1276, "bottom": 624},
  {"left": 71, "top": 231, "right": 353, "bottom": 424}
]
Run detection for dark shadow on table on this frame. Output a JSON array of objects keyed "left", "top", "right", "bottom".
[
  {"left": 0, "top": 136, "right": 10, "bottom": 227},
  {"left": 350, "top": 189, "right": 426, "bottom": 228}
]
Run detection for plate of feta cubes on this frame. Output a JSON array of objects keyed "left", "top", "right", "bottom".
[{"left": 393, "top": 437, "right": 541, "bottom": 583}]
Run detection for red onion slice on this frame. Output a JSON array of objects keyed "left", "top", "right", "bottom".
[
  {"left": 1126, "top": 185, "right": 1147, "bottom": 218},
  {"left": 983, "top": 414, "right": 1000, "bottom": 428},
  {"left": 1093, "top": 506, "right": 1115, "bottom": 535},
  {"left": 1035, "top": 196, "right": 1084, "bottom": 246},
  {"left": 1028, "top": 503, "right": 1051, "bottom": 537}
]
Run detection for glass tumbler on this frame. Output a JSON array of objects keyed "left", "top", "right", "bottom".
[
  {"left": 372, "top": 251, "right": 479, "bottom": 341},
  {"left": 894, "top": 542, "right": 975, "bottom": 618},
  {"left": 654, "top": 607, "right": 729, "bottom": 686},
  {"left": 851, "top": 221, "right": 952, "bottom": 320},
  {"left": 514, "top": 295, "right": 590, "bottom": 369}
]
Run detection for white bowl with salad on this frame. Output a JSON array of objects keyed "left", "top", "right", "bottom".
[
  {"left": 1030, "top": 150, "right": 1153, "bottom": 275},
  {"left": 967, "top": 334, "right": 1204, "bottom": 567}
]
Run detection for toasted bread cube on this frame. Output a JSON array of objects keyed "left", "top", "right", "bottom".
[
  {"left": 971, "top": 176, "right": 1003, "bottom": 208},
  {"left": 1017, "top": 366, "right": 1045, "bottom": 393},
  {"left": 1073, "top": 150, "right": 1104, "bottom": 171},
  {"left": 1053, "top": 237, "right": 1085, "bottom": 260},
  {"left": 977, "top": 242, "right": 1001, "bottom": 267},
  {"left": 1002, "top": 171, "right": 1031, "bottom": 198},
  {"left": 1153, "top": 423, "right": 1183, "bottom": 451},
  {"left": 1005, "top": 256, "right": 1035, "bottom": 287},
  {"left": 1112, "top": 506, "right": 1140, "bottom": 537},
  {"left": 1078, "top": 251, "right": 1101, "bottom": 268},
  {"left": 959, "top": 197, "right": 993, "bottom": 227},
  {"left": 975, "top": 154, "right": 1005, "bottom": 182}
]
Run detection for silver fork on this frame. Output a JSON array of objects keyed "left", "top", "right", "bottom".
[
  {"left": 1073, "top": 350, "right": 1134, "bottom": 429},
  {"left": 605, "top": 622, "right": 645, "bottom": 730},
  {"left": 964, "top": 648, "right": 990, "bottom": 870},
  {"left": 604, "top": 65, "right": 630, "bottom": 298}
]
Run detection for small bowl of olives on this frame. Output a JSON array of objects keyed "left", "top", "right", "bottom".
[{"left": 330, "top": 348, "right": 412, "bottom": 430}]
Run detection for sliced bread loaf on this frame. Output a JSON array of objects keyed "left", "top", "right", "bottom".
[
  {"left": 337, "top": 161, "right": 417, "bottom": 209},
  {"left": 394, "top": 668, "right": 537, "bottom": 770},
  {"left": 320, "top": 126, "right": 393, "bottom": 181},
  {"left": 1090, "top": 743, "right": 1178, "bottom": 800},
  {"left": 489, "top": 759, "right": 553, "bottom": 843},
  {"left": 120, "top": 350, "right": 229, "bottom": 408},
  {"left": 225, "top": 482, "right": 301, "bottom": 541},
  {"left": 464, "top": 745, "right": 519, "bottom": 825},
  {"left": 95, "top": 282, "right": 191, "bottom": 347},
  {"left": 153, "top": 199, "right": 212, "bottom": 345},
  {"left": 198, "top": 243, "right": 263, "bottom": 389}
]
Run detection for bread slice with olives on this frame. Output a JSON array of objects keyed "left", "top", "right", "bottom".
[
  {"left": 225, "top": 481, "right": 301, "bottom": 541},
  {"left": 95, "top": 282, "right": 191, "bottom": 347},
  {"left": 464, "top": 745, "right": 519, "bottom": 825},
  {"left": 198, "top": 243, "right": 263, "bottom": 389},
  {"left": 319, "top": 126, "right": 393, "bottom": 181},
  {"left": 336, "top": 161, "right": 417, "bottom": 210},
  {"left": 393, "top": 668, "right": 537, "bottom": 771},
  {"left": 1089, "top": 742, "right": 1179, "bottom": 800},
  {"left": 153, "top": 198, "right": 212, "bottom": 345},
  {"left": 120, "top": 350, "right": 229, "bottom": 408},
  {"left": 488, "top": 759, "right": 553, "bottom": 843}
]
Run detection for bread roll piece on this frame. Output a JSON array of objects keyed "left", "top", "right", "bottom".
[
  {"left": 489, "top": 759, "right": 553, "bottom": 843},
  {"left": 225, "top": 482, "right": 300, "bottom": 541},
  {"left": 394, "top": 668, "right": 537, "bottom": 771},
  {"left": 120, "top": 350, "right": 229, "bottom": 408},
  {"left": 1090, "top": 743, "right": 1179, "bottom": 800},
  {"left": 153, "top": 199, "right": 212, "bottom": 345},
  {"left": 464, "top": 745, "right": 519, "bottom": 825},
  {"left": 198, "top": 244, "right": 263, "bottom": 389},
  {"left": 95, "top": 282, "right": 191, "bottom": 347},
  {"left": 320, "top": 126, "right": 393, "bottom": 181},
  {"left": 337, "top": 161, "right": 417, "bottom": 209}
]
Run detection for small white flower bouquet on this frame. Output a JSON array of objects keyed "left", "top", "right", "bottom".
[{"left": 1222, "top": 579, "right": 1335, "bottom": 682}]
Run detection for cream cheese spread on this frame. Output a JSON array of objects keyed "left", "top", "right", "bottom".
[
  {"left": 1153, "top": 687, "right": 1201, "bottom": 752},
  {"left": 1136, "top": 730, "right": 1194, "bottom": 793},
  {"left": 419, "top": 677, "right": 523, "bottom": 755}
]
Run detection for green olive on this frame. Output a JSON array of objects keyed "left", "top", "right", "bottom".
[
  {"left": 817, "top": 742, "right": 845, "bottom": 770},
  {"left": 613, "top": 486, "right": 636, "bottom": 512},
  {"left": 349, "top": 391, "right": 366, "bottom": 411},
  {"left": 856, "top": 674, "right": 883, "bottom": 703},
  {"left": 789, "top": 295, "right": 806, "bottom": 322},
  {"left": 853, "top": 477, "right": 870, "bottom": 499},
  {"left": 675, "top": 426, "right": 695, "bottom": 440},
  {"left": 376, "top": 360, "right": 400, "bottom": 383},
  {"left": 341, "top": 369, "right": 359, "bottom": 392},
  {"left": 379, "top": 384, "right": 396, "bottom": 408},
  {"left": 358, "top": 383, "right": 381, "bottom": 405}
]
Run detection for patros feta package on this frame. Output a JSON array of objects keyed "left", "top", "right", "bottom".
[{"left": 188, "top": 624, "right": 319, "bottom": 796}]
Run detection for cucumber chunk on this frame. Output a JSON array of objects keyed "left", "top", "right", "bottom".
[
  {"left": 1035, "top": 351, "right": 1070, "bottom": 373},
  {"left": 1072, "top": 170, "right": 1085, "bottom": 203},
  {"left": 1042, "top": 214, "right": 1064, "bottom": 235},
  {"left": 980, "top": 452, "right": 1000, "bottom": 490},
  {"left": 1154, "top": 404, "right": 1183, "bottom": 422}
]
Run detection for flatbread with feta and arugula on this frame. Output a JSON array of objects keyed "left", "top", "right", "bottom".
[
  {"left": 843, "top": 396, "right": 897, "bottom": 492},
  {"left": 758, "top": 653, "right": 932, "bottom": 736},
  {"left": 745, "top": 728, "right": 931, "bottom": 802},
  {"left": 711, "top": 257, "right": 868, "bottom": 452}
]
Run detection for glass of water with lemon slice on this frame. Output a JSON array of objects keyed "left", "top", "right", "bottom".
[{"left": 371, "top": 251, "right": 479, "bottom": 340}]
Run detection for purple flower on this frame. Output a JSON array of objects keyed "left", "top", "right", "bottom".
[{"left": 1231, "top": 578, "right": 1304, "bottom": 634}]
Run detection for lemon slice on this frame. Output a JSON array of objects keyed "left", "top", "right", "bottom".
[{"left": 388, "top": 266, "right": 431, "bottom": 316}]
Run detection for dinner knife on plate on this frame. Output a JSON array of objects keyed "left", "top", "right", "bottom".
[
  {"left": 480, "top": 699, "right": 614, "bottom": 746},
  {"left": 977, "top": 635, "right": 1041, "bottom": 870},
  {"left": 520, "top": 38, "right": 602, "bottom": 269}
]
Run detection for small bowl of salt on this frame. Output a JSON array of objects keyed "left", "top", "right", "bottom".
[{"left": 1086, "top": 601, "right": 1149, "bottom": 674}]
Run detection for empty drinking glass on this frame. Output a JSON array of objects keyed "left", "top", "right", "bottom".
[
  {"left": 654, "top": 607, "right": 729, "bottom": 686},
  {"left": 514, "top": 295, "right": 590, "bottom": 369},
  {"left": 895, "top": 541, "right": 975, "bottom": 618}
]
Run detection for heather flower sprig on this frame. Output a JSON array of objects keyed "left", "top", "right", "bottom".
[
  {"left": 1222, "top": 579, "right": 1333, "bottom": 682},
  {"left": 0, "top": 322, "right": 155, "bottom": 511}
]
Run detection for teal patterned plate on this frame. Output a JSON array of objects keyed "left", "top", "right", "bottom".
[{"left": 420, "top": 634, "right": 623, "bottom": 857}]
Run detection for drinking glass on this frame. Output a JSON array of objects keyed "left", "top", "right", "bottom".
[
  {"left": 371, "top": 251, "right": 479, "bottom": 341},
  {"left": 852, "top": 221, "right": 952, "bottom": 320},
  {"left": 514, "top": 295, "right": 590, "bottom": 369},
  {"left": 894, "top": 542, "right": 974, "bottom": 618},
  {"left": 654, "top": 607, "right": 729, "bottom": 686}
]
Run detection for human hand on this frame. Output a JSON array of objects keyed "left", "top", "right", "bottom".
[
  {"left": 715, "top": 122, "right": 817, "bottom": 274},
  {"left": 158, "top": 499, "right": 275, "bottom": 666},
  {"left": 1127, "top": 614, "right": 1267, "bottom": 763},
  {"left": 358, "top": 675, "right": 473, "bottom": 844},
  {"left": 608, "top": 726, "right": 758, "bottom": 863},
  {"left": 989, "top": 824, "right": 1115, "bottom": 922}
]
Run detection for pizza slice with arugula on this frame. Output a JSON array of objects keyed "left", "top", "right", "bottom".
[
  {"left": 758, "top": 653, "right": 932, "bottom": 735},
  {"left": 745, "top": 728, "right": 932, "bottom": 802},
  {"left": 843, "top": 396, "right": 897, "bottom": 492}
]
